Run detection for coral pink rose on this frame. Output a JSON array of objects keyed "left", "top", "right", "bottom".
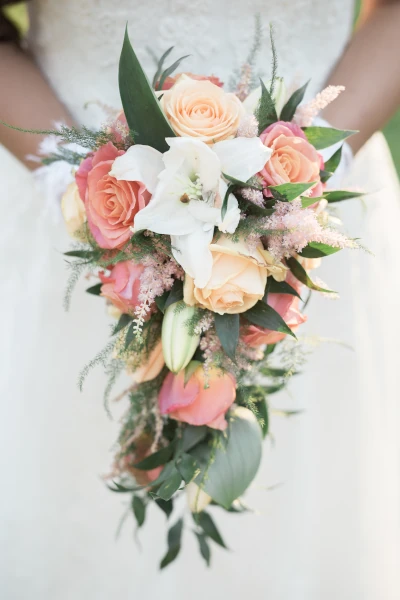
[
  {"left": 100, "top": 260, "right": 144, "bottom": 315},
  {"left": 242, "top": 289, "right": 307, "bottom": 347},
  {"left": 159, "top": 364, "right": 236, "bottom": 431},
  {"left": 161, "top": 72, "right": 223, "bottom": 91},
  {"left": 76, "top": 142, "right": 151, "bottom": 249},
  {"left": 259, "top": 121, "right": 324, "bottom": 198}
]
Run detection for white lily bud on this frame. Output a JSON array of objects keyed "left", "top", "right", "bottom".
[
  {"left": 243, "top": 77, "right": 287, "bottom": 118},
  {"left": 186, "top": 482, "right": 212, "bottom": 513},
  {"left": 162, "top": 301, "right": 201, "bottom": 373}
]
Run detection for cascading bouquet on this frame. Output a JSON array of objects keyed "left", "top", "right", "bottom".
[{"left": 7, "top": 24, "right": 363, "bottom": 567}]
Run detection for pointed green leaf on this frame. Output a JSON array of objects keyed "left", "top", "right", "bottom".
[
  {"left": 156, "top": 468, "right": 182, "bottom": 501},
  {"left": 152, "top": 46, "right": 174, "bottom": 88},
  {"left": 258, "top": 398, "right": 269, "bottom": 438},
  {"left": 154, "top": 497, "right": 174, "bottom": 519},
  {"left": 164, "top": 279, "right": 184, "bottom": 311},
  {"left": 299, "top": 242, "right": 341, "bottom": 259},
  {"left": 268, "top": 279, "right": 301, "bottom": 299},
  {"left": 64, "top": 250, "right": 100, "bottom": 260},
  {"left": 132, "top": 495, "right": 146, "bottom": 527},
  {"left": 182, "top": 425, "right": 208, "bottom": 452},
  {"left": 195, "top": 532, "right": 211, "bottom": 567},
  {"left": 323, "top": 190, "right": 364, "bottom": 203},
  {"left": 279, "top": 80, "right": 309, "bottom": 122},
  {"left": 302, "top": 126, "right": 357, "bottom": 150},
  {"left": 287, "top": 256, "right": 336, "bottom": 293},
  {"left": 119, "top": 27, "right": 175, "bottom": 151},
  {"left": 158, "top": 54, "right": 190, "bottom": 91},
  {"left": 124, "top": 321, "right": 135, "bottom": 349},
  {"left": 195, "top": 511, "right": 227, "bottom": 548},
  {"left": 221, "top": 183, "right": 236, "bottom": 220},
  {"left": 111, "top": 313, "right": 131, "bottom": 336},
  {"left": 214, "top": 313, "right": 239, "bottom": 361},
  {"left": 86, "top": 282, "right": 103, "bottom": 296},
  {"left": 244, "top": 301, "right": 297, "bottom": 339},
  {"left": 155, "top": 290, "right": 169, "bottom": 313},
  {"left": 320, "top": 146, "right": 342, "bottom": 182},
  {"left": 269, "top": 181, "right": 317, "bottom": 202},
  {"left": 301, "top": 196, "right": 321, "bottom": 208},
  {"left": 134, "top": 440, "right": 176, "bottom": 470},
  {"left": 160, "top": 518, "right": 183, "bottom": 569}
]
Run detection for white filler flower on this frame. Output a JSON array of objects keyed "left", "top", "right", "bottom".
[{"left": 110, "top": 137, "right": 271, "bottom": 287}]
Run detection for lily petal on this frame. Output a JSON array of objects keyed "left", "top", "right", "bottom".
[
  {"left": 165, "top": 137, "right": 221, "bottom": 192},
  {"left": 109, "top": 145, "right": 163, "bottom": 193},
  {"left": 171, "top": 226, "right": 214, "bottom": 288},
  {"left": 213, "top": 137, "right": 272, "bottom": 182}
]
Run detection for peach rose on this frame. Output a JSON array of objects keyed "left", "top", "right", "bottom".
[
  {"left": 61, "top": 181, "right": 86, "bottom": 239},
  {"left": 159, "top": 364, "right": 236, "bottom": 430},
  {"left": 161, "top": 72, "right": 223, "bottom": 91},
  {"left": 242, "top": 292, "right": 307, "bottom": 347},
  {"left": 76, "top": 142, "right": 151, "bottom": 249},
  {"left": 184, "top": 235, "right": 287, "bottom": 315},
  {"left": 160, "top": 75, "right": 245, "bottom": 144},
  {"left": 100, "top": 260, "right": 144, "bottom": 315},
  {"left": 259, "top": 121, "right": 324, "bottom": 197},
  {"left": 129, "top": 340, "right": 165, "bottom": 383}
]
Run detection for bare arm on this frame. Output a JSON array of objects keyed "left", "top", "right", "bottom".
[
  {"left": 0, "top": 42, "right": 72, "bottom": 168},
  {"left": 323, "top": 0, "right": 400, "bottom": 153}
]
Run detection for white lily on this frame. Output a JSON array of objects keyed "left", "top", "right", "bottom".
[{"left": 110, "top": 137, "right": 271, "bottom": 287}]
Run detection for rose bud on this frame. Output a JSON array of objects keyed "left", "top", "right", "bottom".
[{"left": 162, "top": 301, "right": 200, "bottom": 373}]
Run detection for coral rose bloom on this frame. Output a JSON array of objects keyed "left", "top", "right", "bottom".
[
  {"left": 160, "top": 75, "right": 245, "bottom": 144},
  {"left": 184, "top": 235, "right": 287, "bottom": 315},
  {"left": 159, "top": 365, "right": 236, "bottom": 430},
  {"left": 243, "top": 293, "right": 307, "bottom": 347},
  {"left": 100, "top": 260, "right": 144, "bottom": 315},
  {"left": 161, "top": 72, "right": 223, "bottom": 90},
  {"left": 259, "top": 121, "right": 323, "bottom": 197},
  {"left": 76, "top": 142, "right": 151, "bottom": 249}
]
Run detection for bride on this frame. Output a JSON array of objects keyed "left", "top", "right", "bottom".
[{"left": 1, "top": 1, "right": 400, "bottom": 598}]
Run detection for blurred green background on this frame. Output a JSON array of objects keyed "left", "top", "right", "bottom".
[{"left": 3, "top": 1, "right": 399, "bottom": 174}]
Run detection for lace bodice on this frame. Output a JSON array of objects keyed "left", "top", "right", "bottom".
[{"left": 28, "top": 0, "right": 354, "bottom": 127}]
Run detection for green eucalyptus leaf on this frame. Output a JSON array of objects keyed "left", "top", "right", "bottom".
[
  {"left": 269, "top": 181, "right": 317, "bottom": 202},
  {"left": 279, "top": 80, "right": 309, "bottom": 122},
  {"left": 132, "top": 495, "right": 146, "bottom": 527},
  {"left": 86, "top": 282, "right": 103, "bottom": 296},
  {"left": 160, "top": 518, "right": 183, "bottom": 569},
  {"left": 323, "top": 190, "right": 364, "bottom": 203},
  {"left": 194, "top": 407, "right": 262, "bottom": 509},
  {"left": 302, "top": 126, "right": 357, "bottom": 150},
  {"left": 156, "top": 468, "right": 182, "bottom": 501},
  {"left": 195, "top": 532, "right": 211, "bottom": 567},
  {"left": 287, "top": 256, "right": 336, "bottom": 294},
  {"left": 119, "top": 27, "right": 175, "bottom": 151},
  {"left": 195, "top": 511, "right": 227, "bottom": 548},
  {"left": 244, "top": 301, "right": 297, "bottom": 339},
  {"left": 175, "top": 453, "right": 199, "bottom": 484},
  {"left": 182, "top": 425, "right": 208, "bottom": 452},
  {"left": 134, "top": 440, "right": 177, "bottom": 470},
  {"left": 299, "top": 242, "right": 341, "bottom": 259},
  {"left": 214, "top": 313, "right": 239, "bottom": 361}
]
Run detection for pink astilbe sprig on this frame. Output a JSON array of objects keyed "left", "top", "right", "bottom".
[
  {"left": 234, "top": 63, "right": 253, "bottom": 102},
  {"left": 293, "top": 85, "right": 345, "bottom": 127},
  {"left": 263, "top": 199, "right": 355, "bottom": 260},
  {"left": 132, "top": 254, "right": 184, "bottom": 337},
  {"left": 241, "top": 186, "right": 265, "bottom": 207}
]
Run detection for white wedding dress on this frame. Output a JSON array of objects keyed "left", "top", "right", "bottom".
[{"left": 1, "top": 1, "right": 400, "bottom": 599}]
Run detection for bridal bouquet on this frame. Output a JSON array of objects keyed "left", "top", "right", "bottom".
[{"left": 7, "top": 25, "right": 362, "bottom": 567}]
